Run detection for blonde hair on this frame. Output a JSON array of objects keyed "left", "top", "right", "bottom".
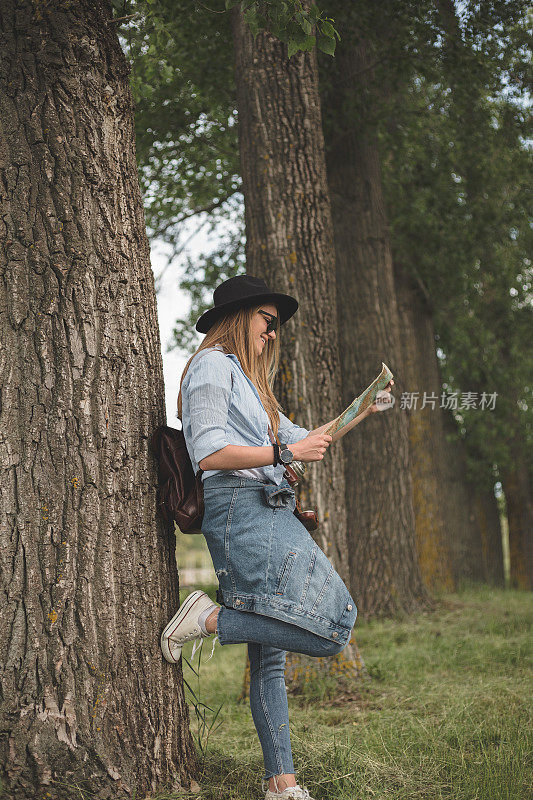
[{"left": 177, "top": 303, "right": 284, "bottom": 437}]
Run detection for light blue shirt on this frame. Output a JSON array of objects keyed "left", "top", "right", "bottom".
[{"left": 180, "top": 345, "right": 310, "bottom": 485}]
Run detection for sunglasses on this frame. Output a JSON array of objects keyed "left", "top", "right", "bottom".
[{"left": 258, "top": 310, "right": 279, "bottom": 334}]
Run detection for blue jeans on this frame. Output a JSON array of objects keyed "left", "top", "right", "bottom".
[{"left": 217, "top": 605, "right": 345, "bottom": 779}]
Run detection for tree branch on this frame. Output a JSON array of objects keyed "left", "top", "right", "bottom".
[{"left": 151, "top": 190, "right": 239, "bottom": 239}]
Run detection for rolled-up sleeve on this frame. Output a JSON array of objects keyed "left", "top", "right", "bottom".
[
  {"left": 185, "top": 352, "right": 233, "bottom": 465},
  {"left": 278, "top": 410, "right": 310, "bottom": 445}
]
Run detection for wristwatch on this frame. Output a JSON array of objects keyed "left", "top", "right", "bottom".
[{"left": 278, "top": 442, "right": 294, "bottom": 466}]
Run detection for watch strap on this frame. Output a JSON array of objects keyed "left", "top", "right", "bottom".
[{"left": 272, "top": 442, "right": 280, "bottom": 466}]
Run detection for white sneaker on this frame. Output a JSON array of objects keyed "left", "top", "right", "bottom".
[
  {"left": 161, "top": 590, "right": 218, "bottom": 663},
  {"left": 263, "top": 783, "right": 315, "bottom": 799}
]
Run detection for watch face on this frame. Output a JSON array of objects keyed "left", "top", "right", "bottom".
[{"left": 280, "top": 448, "right": 293, "bottom": 464}]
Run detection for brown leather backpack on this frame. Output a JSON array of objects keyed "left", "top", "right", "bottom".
[{"left": 150, "top": 425, "right": 204, "bottom": 533}]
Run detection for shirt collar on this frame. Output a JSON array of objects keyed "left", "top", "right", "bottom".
[{"left": 212, "top": 345, "right": 267, "bottom": 418}]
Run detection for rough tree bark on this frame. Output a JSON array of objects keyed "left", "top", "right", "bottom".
[
  {"left": 394, "top": 266, "right": 455, "bottom": 592},
  {"left": 501, "top": 427, "right": 533, "bottom": 590},
  {"left": 439, "top": 411, "right": 503, "bottom": 586},
  {"left": 0, "top": 1, "right": 195, "bottom": 797},
  {"left": 230, "top": 6, "right": 364, "bottom": 686},
  {"left": 471, "top": 485, "right": 505, "bottom": 587},
  {"left": 395, "top": 271, "right": 504, "bottom": 589},
  {"left": 321, "top": 33, "right": 430, "bottom": 615}
]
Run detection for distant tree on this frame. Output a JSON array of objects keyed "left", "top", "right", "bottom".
[
  {"left": 437, "top": 0, "right": 531, "bottom": 589},
  {"left": 320, "top": 2, "right": 433, "bottom": 610},
  {"left": 352, "top": 0, "right": 531, "bottom": 587},
  {"left": 404, "top": 0, "right": 530, "bottom": 586}
]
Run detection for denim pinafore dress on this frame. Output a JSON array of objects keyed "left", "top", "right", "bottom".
[{"left": 201, "top": 472, "right": 357, "bottom": 645}]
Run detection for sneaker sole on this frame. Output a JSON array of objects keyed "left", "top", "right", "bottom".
[{"left": 161, "top": 590, "right": 207, "bottom": 664}]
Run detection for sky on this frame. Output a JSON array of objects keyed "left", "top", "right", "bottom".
[
  {"left": 151, "top": 241, "right": 191, "bottom": 428},
  {"left": 151, "top": 216, "right": 241, "bottom": 426},
  {"left": 150, "top": 220, "right": 224, "bottom": 427}
]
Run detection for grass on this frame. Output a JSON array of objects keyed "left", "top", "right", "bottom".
[{"left": 164, "top": 586, "right": 532, "bottom": 800}]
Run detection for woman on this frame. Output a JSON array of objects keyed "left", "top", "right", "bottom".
[{"left": 161, "top": 275, "right": 392, "bottom": 800}]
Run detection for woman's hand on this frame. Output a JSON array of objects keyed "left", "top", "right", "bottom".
[
  {"left": 368, "top": 379, "right": 394, "bottom": 414},
  {"left": 291, "top": 431, "right": 333, "bottom": 463}
]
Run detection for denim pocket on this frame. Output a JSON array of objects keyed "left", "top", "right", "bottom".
[
  {"left": 275, "top": 549, "right": 299, "bottom": 595},
  {"left": 262, "top": 484, "right": 296, "bottom": 513}
]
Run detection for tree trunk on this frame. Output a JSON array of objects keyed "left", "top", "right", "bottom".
[
  {"left": 0, "top": 2, "right": 195, "bottom": 797},
  {"left": 395, "top": 267, "right": 504, "bottom": 590},
  {"left": 502, "top": 454, "right": 533, "bottom": 590},
  {"left": 394, "top": 266, "right": 455, "bottom": 592},
  {"left": 438, "top": 411, "right": 485, "bottom": 585},
  {"left": 230, "top": 7, "right": 363, "bottom": 684},
  {"left": 321, "top": 36, "right": 430, "bottom": 615},
  {"left": 471, "top": 486, "right": 504, "bottom": 587},
  {"left": 434, "top": 0, "right": 509, "bottom": 589}
]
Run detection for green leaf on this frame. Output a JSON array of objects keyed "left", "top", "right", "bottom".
[
  {"left": 287, "top": 34, "right": 316, "bottom": 58},
  {"left": 317, "top": 34, "right": 336, "bottom": 56},
  {"left": 307, "top": 4, "right": 320, "bottom": 22},
  {"left": 321, "top": 20, "right": 335, "bottom": 39},
  {"left": 243, "top": 6, "right": 257, "bottom": 23},
  {"left": 297, "top": 13, "right": 314, "bottom": 36},
  {"left": 243, "top": 4, "right": 260, "bottom": 37},
  {"left": 301, "top": 34, "right": 316, "bottom": 51},
  {"left": 287, "top": 38, "right": 299, "bottom": 59}
]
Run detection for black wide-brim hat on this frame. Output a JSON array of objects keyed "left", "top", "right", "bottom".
[{"left": 195, "top": 274, "right": 299, "bottom": 334}]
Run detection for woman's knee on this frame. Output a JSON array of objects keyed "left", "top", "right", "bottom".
[{"left": 319, "top": 637, "right": 347, "bottom": 658}]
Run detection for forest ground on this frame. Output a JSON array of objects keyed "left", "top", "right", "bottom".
[{"left": 160, "top": 585, "right": 531, "bottom": 800}]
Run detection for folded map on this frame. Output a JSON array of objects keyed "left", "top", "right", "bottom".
[{"left": 325, "top": 362, "right": 394, "bottom": 436}]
